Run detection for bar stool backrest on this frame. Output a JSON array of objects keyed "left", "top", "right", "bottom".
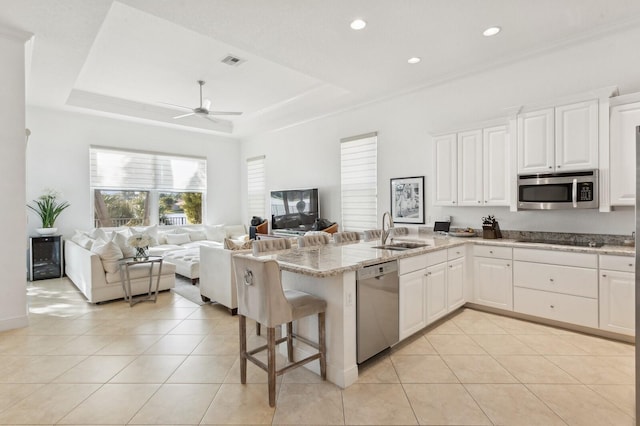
[
  {"left": 298, "top": 234, "right": 331, "bottom": 248},
  {"left": 252, "top": 238, "right": 292, "bottom": 256},
  {"left": 333, "top": 231, "right": 361, "bottom": 244}
]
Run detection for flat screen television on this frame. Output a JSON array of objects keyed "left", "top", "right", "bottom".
[{"left": 270, "top": 188, "right": 319, "bottom": 232}]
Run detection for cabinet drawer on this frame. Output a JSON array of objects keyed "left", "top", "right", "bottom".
[
  {"left": 474, "top": 245, "right": 512, "bottom": 259},
  {"left": 447, "top": 246, "right": 465, "bottom": 260},
  {"left": 513, "top": 287, "right": 598, "bottom": 328},
  {"left": 513, "top": 261, "right": 598, "bottom": 298},
  {"left": 426, "top": 249, "right": 448, "bottom": 267},
  {"left": 513, "top": 248, "right": 597, "bottom": 268},
  {"left": 398, "top": 254, "right": 427, "bottom": 275},
  {"left": 599, "top": 254, "right": 635, "bottom": 272}
]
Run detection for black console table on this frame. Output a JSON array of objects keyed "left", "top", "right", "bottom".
[{"left": 29, "top": 235, "right": 63, "bottom": 281}]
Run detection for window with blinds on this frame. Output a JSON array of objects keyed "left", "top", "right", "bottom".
[
  {"left": 247, "top": 156, "right": 266, "bottom": 219},
  {"left": 90, "top": 147, "right": 206, "bottom": 227},
  {"left": 340, "top": 132, "right": 378, "bottom": 232}
]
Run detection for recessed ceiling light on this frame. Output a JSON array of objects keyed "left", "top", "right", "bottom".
[
  {"left": 407, "top": 57, "right": 421, "bottom": 64},
  {"left": 350, "top": 19, "right": 367, "bottom": 30},
  {"left": 483, "top": 26, "right": 501, "bottom": 37}
]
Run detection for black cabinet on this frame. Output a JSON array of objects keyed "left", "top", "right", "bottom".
[{"left": 29, "top": 235, "right": 63, "bottom": 281}]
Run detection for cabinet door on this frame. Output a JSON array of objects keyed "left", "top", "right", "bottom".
[
  {"left": 610, "top": 101, "right": 640, "bottom": 206},
  {"left": 447, "top": 257, "right": 465, "bottom": 311},
  {"left": 425, "top": 263, "right": 447, "bottom": 324},
  {"left": 433, "top": 134, "right": 458, "bottom": 206},
  {"left": 457, "top": 130, "right": 483, "bottom": 206},
  {"left": 555, "top": 100, "right": 598, "bottom": 171},
  {"left": 473, "top": 257, "right": 513, "bottom": 310},
  {"left": 483, "top": 125, "right": 510, "bottom": 206},
  {"left": 517, "top": 108, "right": 554, "bottom": 173},
  {"left": 399, "top": 269, "right": 426, "bottom": 340},
  {"left": 599, "top": 270, "right": 635, "bottom": 336}
]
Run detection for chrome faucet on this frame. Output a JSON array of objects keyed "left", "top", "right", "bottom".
[{"left": 381, "top": 211, "right": 394, "bottom": 245}]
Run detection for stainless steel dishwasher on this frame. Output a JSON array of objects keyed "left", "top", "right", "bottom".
[{"left": 356, "top": 260, "right": 399, "bottom": 364}]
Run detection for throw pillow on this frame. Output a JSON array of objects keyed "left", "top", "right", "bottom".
[
  {"left": 71, "top": 230, "right": 95, "bottom": 250},
  {"left": 166, "top": 233, "right": 191, "bottom": 245},
  {"left": 88, "top": 228, "right": 111, "bottom": 241},
  {"left": 178, "top": 228, "right": 207, "bottom": 241},
  {"left": 130, "top": 225, "right": 159, "bottom": 246},
  {"left": 225, "top": 224, "right": 247, "bottom": 239},
  {"left": 90, "top": 239, "right": 123, "bottom": 274},
  {"left": 223, "top": 237, "right": 253, "bottom": 250},
  {"left": 111, "top": 231, "right": 136, "bottom": 258},
  {"left": 157, "top": 229, "right": 176, "bottom": 245},
  {"left": 204, "top": 224, "right": 226, "bottom": 242}
]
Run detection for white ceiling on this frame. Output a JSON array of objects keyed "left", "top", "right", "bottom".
[{"left": 3, "top": 0, "right": 640, "bottom": 137}]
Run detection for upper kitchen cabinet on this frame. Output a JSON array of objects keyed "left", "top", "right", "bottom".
[
  {"left": 517, "top": 100, "right": 598, "bottom": 173},
  {"left": 609, "top": 100, "right": 640, "bottom": 206},
  {"left": 457, "top": 130, "right": 483, "bottom": 206},
  {"left": 433, "top": 133, "right": 457, "bottom": 206},
  {"left": 483, "top": 125, "right": 510, "bottom": 205}
]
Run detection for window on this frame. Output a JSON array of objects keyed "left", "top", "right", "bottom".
[
  {"left": 340, "top": 132, "right": 378, "bottom": 232},
  {"left": 247, "top": 155, "right": 266, "bottom": 219},
  {"left": 90, "top": 147, "right": 206, "bottom": 227}
]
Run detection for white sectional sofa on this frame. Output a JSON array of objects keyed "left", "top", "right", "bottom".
[
  {"left": 64, "top": 224, "right": 248, "bottom": 303},
  {"left": 199, "top": 245, "right": 250, "bottom": 313}
]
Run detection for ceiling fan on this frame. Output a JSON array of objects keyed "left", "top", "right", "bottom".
[{"left": 162, "top": 80, "right": 242, "bottom": 123}]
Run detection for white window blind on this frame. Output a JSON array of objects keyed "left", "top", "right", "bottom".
[
  {"left": 247, "top": 155, "right": 266, "bottom": 219},
  {"left": 341, "top": 132, "right": 378, "bottom": 233},
  {"left": 90, "top": 147, "right": 206, "bottom": 191}
]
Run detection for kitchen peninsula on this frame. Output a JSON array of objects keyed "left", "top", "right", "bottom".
[{"left": 235, "top": 235, "right": 634, "bottom": 389}]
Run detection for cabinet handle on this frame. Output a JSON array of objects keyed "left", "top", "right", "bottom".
[
  {"left": 449, "top": 265, "right": 453, "bottom": 268},
  {"left": 557, "top": 165, "right": 561, "bottom": 168},
  {"left": 629, "top": 264, "right": 633, "bottom": 267},
  {"left": 549, "top": 278, "right": 554, "bottom": 282},
  {"left": 489, "top": 250, "right": 493, "bottom": 254},
  {"left": 550, "top": 305, "right": 555, "bottom": 308},
  {"left": 452, "top": 201, "right": 456, "bottom": 204},
  {"left": 477, "top": 201, "right": 481, "bottom": 204},
  {"left": 602, "top": 274, "right": 607, "bottom": 277},
  {"left": 548, "top": 166, "right": 552, "bottom": 169},
  {"left": 506, "top": 264, "right": 511, "bottom": 267}
]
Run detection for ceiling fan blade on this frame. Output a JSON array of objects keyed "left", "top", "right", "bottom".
[
  {"left": 160, "top": 102, "right": 193, "bottom": 111},
  {"left": 202, "top": 115, "right": 221, "bottom": 123},
  {"left": 208, "top": 111, "right": 243, "bottom": 116},
  {"left": 173, "top": 112, "right": 195, "bottom": 119}
]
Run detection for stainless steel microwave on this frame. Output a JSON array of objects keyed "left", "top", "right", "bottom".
[{"left": 517, "top": 170, "right": 598, "bottom": 210}]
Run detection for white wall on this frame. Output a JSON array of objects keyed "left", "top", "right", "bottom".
[
  {"left": 26, "top": 107, "right": 242, "bottom": 238},
  {"left": 0, "top": 27, "right": 30, "bottom": 331},
  {"left": 240, "top": 24, "right": 640, "bottom": 236}
]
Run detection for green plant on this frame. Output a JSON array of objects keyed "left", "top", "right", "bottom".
[{"left": 27, "top": 189, "right": 70, "bottom": 228}]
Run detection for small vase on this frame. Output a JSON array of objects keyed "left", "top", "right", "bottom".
[
  {"left": 134, "top": 246, "right": 149, "bottom": 260},
  {"left": 36, "top": 227, "right": 57, "bottom": 236}
]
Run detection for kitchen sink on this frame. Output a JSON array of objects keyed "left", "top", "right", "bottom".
[{"left": 372, "top": 242, "right": 430, "bottom": 250}]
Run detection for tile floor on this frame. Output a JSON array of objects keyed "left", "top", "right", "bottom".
[{"left": 0, "top": 277, "right": 635, "bottom": 425}]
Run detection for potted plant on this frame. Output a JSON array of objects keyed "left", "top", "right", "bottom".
[{"left": 27, "top": 189, "right": 70, "bottom": 235}]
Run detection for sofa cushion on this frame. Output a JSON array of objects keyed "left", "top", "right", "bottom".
[
  {"left": 130, "top": 225, "right": 159, "bottom": 246},
  {"left": 166, "top": 233, "right": 191, "bottom": 245},
  {"left": 204, "top": 224, "right": 226, "bottom": 242},
  {"left": 71, "top": 230, "right": 95, "bottom": 250},
  {"left": 225, "top": 224, "right": 247, "bottom": 239},
  {"left": 157, "top": 229, "right": 176, "bottom": 245},
  {"left": 148, "top": 244, "right": 183, "bottom": 256},
  {"left": 105, "top": 261, "right": 176, "bottom": 284},
  {"left": 179, "top": 228, "right": 207, "bottom": 241},
  {"left": 111, "top": 230, "right": 136, "bottom": 258},
  {"left": 224, "top": 237, "right": 253, "bottom": 250},
  {"left": 91, "top": 239, "right": 123, "bottom": 274}
]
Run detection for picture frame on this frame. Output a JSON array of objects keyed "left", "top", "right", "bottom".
[{"left": 390, "top": 176, "right": 425, "bottom": 224}]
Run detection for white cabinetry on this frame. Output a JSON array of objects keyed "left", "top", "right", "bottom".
[
  {"left": 517, "top": 100, "right": 598, "bottom": 173},
  {"left": 425, "top": 262, "right": 447, "bottom": 324},
  {"left": 483, "top": 125, "right": 510, "bottom": 205},
  {"left": 433, "top": 134, "right": 457, "bottom": 206},
  {"left": 457, "top": 130, "right": 483, "bottom": 206},
  {"left": 513, "top": 248, "right": 598, "bottom": 328},
  {"left": 446, "top": 252, "right": 465, "bottom": 311},
  {"left": 609, "top": 101, "right": 640, "bottom": 205},
  {"left": 599, "top": 254, "right": 635, "bottom": 336},
  {"left": 473, "top": 245, "right": 513, "bottom": 310},
  {"left": 399, "top": 255, "right": 427, "bottom": 340}
]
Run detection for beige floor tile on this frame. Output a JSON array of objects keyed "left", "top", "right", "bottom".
[
  {"left": 46, "top": 334, "right": 118, "bottom": 355},
  {"left": 513, "top": 334, "right": 588, "bottom": 355},
  {"left": 470, "top": 334, "right": 538, "bottom": 355},
  {"left": 465, "top": 383, "right": 566, "bottom": 425},
  {"left": 129, "top": 318, "right": 183, "bottom": 334},
  {"left": 0, "top": 384, "right": 44, "bottom": 412},
  {"left": 129, "top": 383, "right": 220, "bottom": 424},
  {"left": 167, "top": 319, "right": 218, "bottom": 334},
  {"left": 494, "top": 355, "right": 579, "bottom": 384},
  {"left": 144, "top": 334, "right": 205, "bottom": 355},
  {"left": 546, "top": 355, "right": 634, "bottom": 384},
  {"left": 487, "top": 315, "right": 557, "bottom": 334},
  {"left": 272, "top": 382, "right": 344, "bottom": 425},
  {"left": 0, "top": 334, "right": 76, "bottom": 355},
  {"left": 588, "top": 384, "right": 636, "bottom": 418},
  {"left": 391, "top": 355, "right": 459, "bottom": 383},
  {"left": 224, "top": 357, "right": 286, "bottom": 384},
  {"left": 528, "top": 384, "right": 635, "bottom": 425},
  {"left": 0, "top": 383, "right": 100, "bottom": 424},
  {"left": 424, "top": 320, "right": 464, "bottom": 335},
  {"left": 192, "top": 334, "right": 239, "bottom": 355},
  {"left": 53, "top": 355, "right": 136, "bottom": 383},
  {"left": 95, "top": 334, "right": 162, "bottom": 355},
  {"left": 560, "top": 333, "right": 635, "bottom": 356},
  {"left": 442, "top": 355, "right": 517, "bottom": 383},
  {"left": 281, "top": 364, "right": 327, "bottom": 383},
  {"left": 0, "top": 355, "right": 86, "bottom": 383},
  {"left": 356, "top": 356, "right": 400, "bottom": 384},
  {"left": 186, "top": 304, "right": 235, "bottom": 319},
  {"left": 426, "top": 334, "right": 487, "bottom": 355},
  {"left": 146, "top": 306, "right": 200, "bottom": 320},
  {"left": 109, "top": 355, "right": 186, "bottom": 383},
  {"left": 342, "top": 383, "right": 418, "bottom": 425},
  {"left": 452, "top": 317, "right": 508, "bottom": 334},
  {"left": 391, "top": 335, "right": 437, "bottom": 355},
  {"left": 57, "top": 383, "right": 159, "bottom": 424},
  {"left": 404, "top": 383, "right": 492, "bottom": 425},
  {"left": 200, "top": 383, "right": 275, "bottom": 424},
  {"left": 167, "top": 355, "right": 236, "bottom": 383}
]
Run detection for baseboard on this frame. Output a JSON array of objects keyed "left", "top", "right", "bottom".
[{"left": 0, "top": 314, "right": 29, "bottom": 332}]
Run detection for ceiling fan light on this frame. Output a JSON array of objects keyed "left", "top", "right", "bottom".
[
  {"left": 483, "top": 26, "right": 501, "bottom": 37},
  {"left": 407, "top": 57, "right": 421, "bottom": 64},
  {"left": 203, "top": 99, "right": 212, "bottom": 110},
  {"left": 350, "top": 19, "right": 367, "bottom": 30}
]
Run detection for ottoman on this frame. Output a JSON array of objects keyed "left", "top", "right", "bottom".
[{"left": 163, "top": 248, "right": 200, "bottom": 283}]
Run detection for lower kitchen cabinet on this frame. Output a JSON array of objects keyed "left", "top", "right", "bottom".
[
  {"left": 447, "top": 256, "right": 465, "bottom": 311},
  {"left": 425, "top": 262, "right": 447, "bottom": 324},
  {"left": 399, "top": 267, "right": 427, "bottom": 340},
  {"left": 514, "top": 287, "right": 598, "bottom": 328},
  {"left": 599, "top": 254, "right": 635, "bottom": 336},
  {"left": 473, "top": 256, "right": 513, "bottom": 310}
]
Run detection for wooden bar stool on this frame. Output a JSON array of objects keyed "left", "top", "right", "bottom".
[{"left": 234, "top": 256, "right": 327, "bottom": 407}]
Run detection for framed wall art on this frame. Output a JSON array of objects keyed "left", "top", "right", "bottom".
[{"left": 390, "top": 176, "right": 425, "bottom": 224}]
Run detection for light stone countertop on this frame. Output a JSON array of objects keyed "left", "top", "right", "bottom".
[{"left": 236, "top": 236, "right": 634, "bottom": 278}]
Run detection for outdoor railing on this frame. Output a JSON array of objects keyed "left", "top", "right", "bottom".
[{"left": 94, "top": 216, "right": 189, "bottom": 228}]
